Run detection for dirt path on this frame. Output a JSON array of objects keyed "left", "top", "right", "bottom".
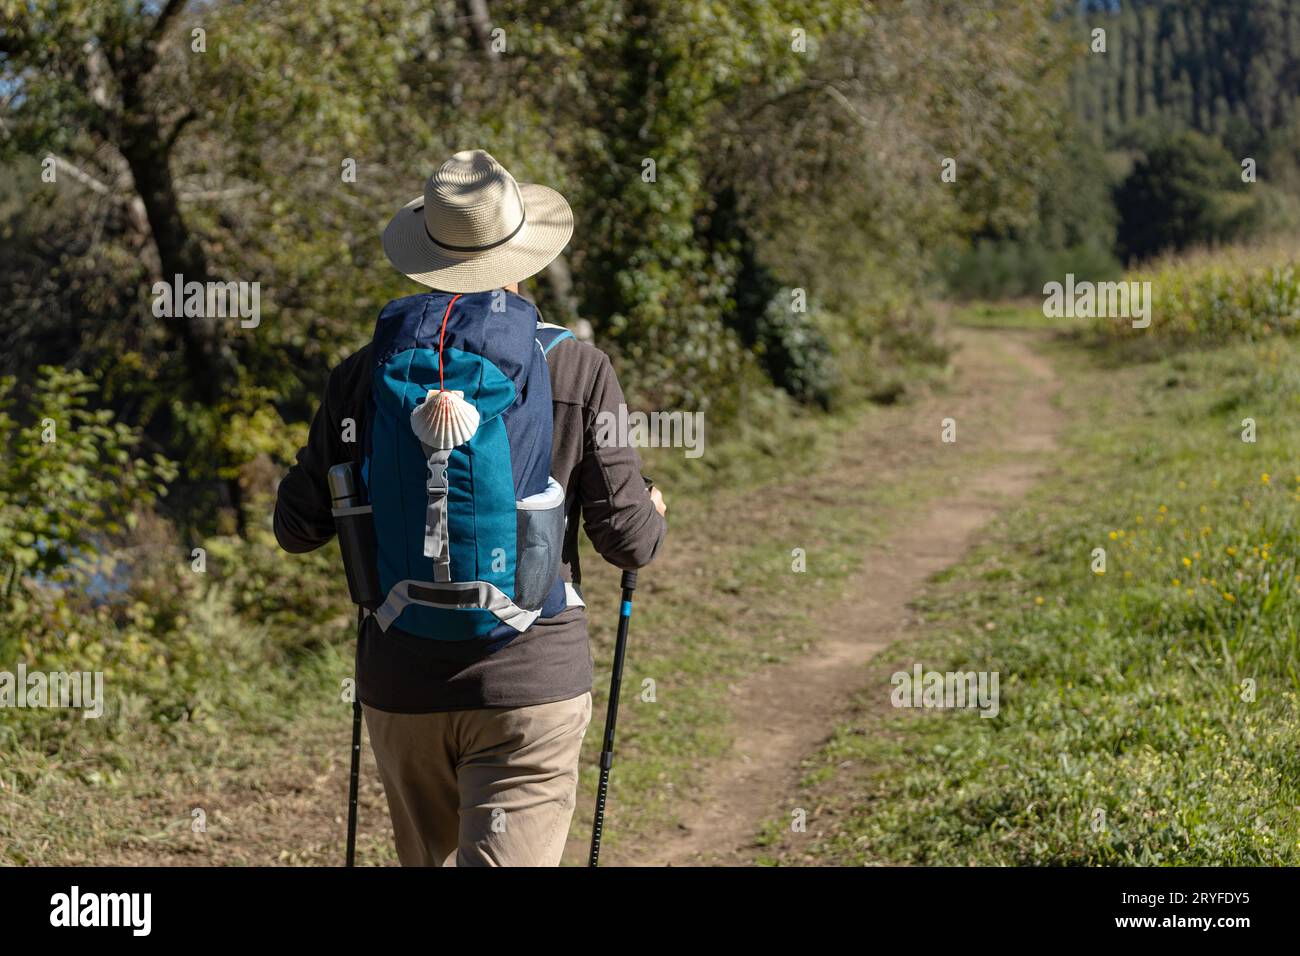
[{"left": 632, "top": 327, "right": 1063, "bottom": 866}]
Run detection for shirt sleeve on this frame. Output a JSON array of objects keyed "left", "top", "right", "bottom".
[
  {"left": 576, "top": 352, "right": 667, "bottom": 570},
  {"left": 273, "top": 368, "right": 344, "bottom": 554}
]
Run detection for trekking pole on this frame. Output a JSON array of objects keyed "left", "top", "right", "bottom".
[
  {"left": 589, "top": 567, "right": 638, "bottom": 867},
  {"left": 346, "top": 612, "right": 363, "bottom": 868},
  {"left": 329, "top": 462, "right": 381, "bottom": 869}
]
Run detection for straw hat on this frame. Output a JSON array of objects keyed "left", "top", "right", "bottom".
[{"left": 382, "top": 150, "right": 574, "bottom": 293}]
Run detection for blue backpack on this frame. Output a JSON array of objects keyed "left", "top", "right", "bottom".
[{"left": 360, "top": 289, "right": 575, "bottom": 645}]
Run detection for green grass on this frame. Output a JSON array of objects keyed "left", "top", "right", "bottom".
[
  {"left": 949, "top": 301, "right": 1059, "bottom": 331},
  {"left": 763, "top": 336, "right": 1300, "bottom": 865}
]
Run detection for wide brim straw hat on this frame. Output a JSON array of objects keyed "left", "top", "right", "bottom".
[{"left": 382, "top": 149, "right": 574, "bottom": 293}]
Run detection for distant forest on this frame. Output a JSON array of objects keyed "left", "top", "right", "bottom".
[
  {"left": 944, "top": 0, "right": 1300, "bottom": 298},
  {"left": 1071, "top": 0, "right": 1300, "bottom": 155}
]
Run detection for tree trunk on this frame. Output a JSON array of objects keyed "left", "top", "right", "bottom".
[{"left": 118, "top": 77, "right": 235, "bottom": 405}]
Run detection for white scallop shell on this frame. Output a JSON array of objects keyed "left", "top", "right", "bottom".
[{"left": 410, "top": 389, "right": 480, "bottom": 449}]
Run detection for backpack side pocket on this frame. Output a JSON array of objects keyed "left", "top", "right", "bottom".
[{"left": 515, "top": 478, "right": 565, "bottom": 610}]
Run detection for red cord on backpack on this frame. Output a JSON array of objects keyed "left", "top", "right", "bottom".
[{"left": 437, "top": 293, "right": 462, "bottom": 392}]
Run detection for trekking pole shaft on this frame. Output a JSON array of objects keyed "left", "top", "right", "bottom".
[
  {"left": 589, "top": 569, "right": 637, "bottom": 867},
  {"left": 346, "top": 696, "right": 361, "bottom": 866},
  {"left": 346, "top": 609, "right": 364, "bottom": 867}
]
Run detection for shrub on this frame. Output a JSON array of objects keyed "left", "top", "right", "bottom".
[
  {"left": 943, "top": 238, "right": 1122, "bottom": 300},
  {"left": 0, "top": 367, "right": 176, "bottom": 596},
  {"left": 1115, "top": 129, "right": 1256, "bottom": 263},
  {"left": 755, "top": 291, "right": 838, "bottom": 410}
]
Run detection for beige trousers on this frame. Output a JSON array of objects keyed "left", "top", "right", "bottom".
[{"left": 363, "top": 692, "right": 592, "bottom": 867}]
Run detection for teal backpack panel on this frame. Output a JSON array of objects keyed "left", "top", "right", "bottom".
[{"left": 369, "top": 345, "right": 516, "bottom": 639}]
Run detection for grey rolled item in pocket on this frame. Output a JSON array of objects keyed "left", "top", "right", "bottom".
[{"left": 515, "top": 477, "right": 565, "bottom": 610}]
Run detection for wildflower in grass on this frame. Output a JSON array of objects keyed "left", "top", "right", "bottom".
[
  {"left": 1158, "top": 505, "right": 1168, "bottom": 514},
  {"left": 1261, "top": 473, "right": 1270, "bottom": 484},
  {"left": 1224, "top": 593, "right": 1235, "bottom": 603},
  {"left": 1227, "top": 546, "right": 1237, "bottom": 556},
  {"left": 1034, "top": 596, "right": 1044, "bottom": 605},
  {"left": 1172, "top": 578, "right": 1180, "bottom": 587},
  {"left": 1108, "top": 531, "right": 1118, "bottom": 540},
  {"left": 1183, "top": 557, "right": 1192, "bottom": 567}
]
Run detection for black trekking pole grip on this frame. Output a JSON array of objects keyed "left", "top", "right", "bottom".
[{"left": 589, "top": 569, "right": 638, "bottom": 867}]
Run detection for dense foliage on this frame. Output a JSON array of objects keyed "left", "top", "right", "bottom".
[
  {"left": 1, "top": 0, "right": 1079, "bottom": 533},
  {"left": 0, "top": 0, "right": 1079, "bottom": 762},
  {"left": 1114, "top": 127, "right": 1256, "bottom": 261},
  {"left": 1096, "top": 241, "right": 1300, "bottom": 345}
]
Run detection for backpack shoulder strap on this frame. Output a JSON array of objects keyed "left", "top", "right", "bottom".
[{"left": 536, "top": 320, "right": 576, "bottom": 354}]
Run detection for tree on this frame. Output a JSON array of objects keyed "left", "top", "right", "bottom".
[
  {"left": 0, "top": 0, "right": 236, "bottom": 403},
  {"left": 1114, "top": 128, "right": 1253, "bottom": 262}
]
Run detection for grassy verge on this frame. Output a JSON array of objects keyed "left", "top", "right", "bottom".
[{"left": 762, "top": 335, "right": 1300, "bottom": 865}]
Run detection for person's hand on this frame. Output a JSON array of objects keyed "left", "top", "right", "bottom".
[{"left": 649, "top": 486, "right": 666, "bottom": 516}]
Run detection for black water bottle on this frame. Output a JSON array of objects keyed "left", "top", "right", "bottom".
[{"left": 328, "top": 462, "right": 381, "bottom": 609}]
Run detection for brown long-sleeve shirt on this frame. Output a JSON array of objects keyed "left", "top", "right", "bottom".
[{"left": 273, "top": 331, "right": 666, "bottom": 712}]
